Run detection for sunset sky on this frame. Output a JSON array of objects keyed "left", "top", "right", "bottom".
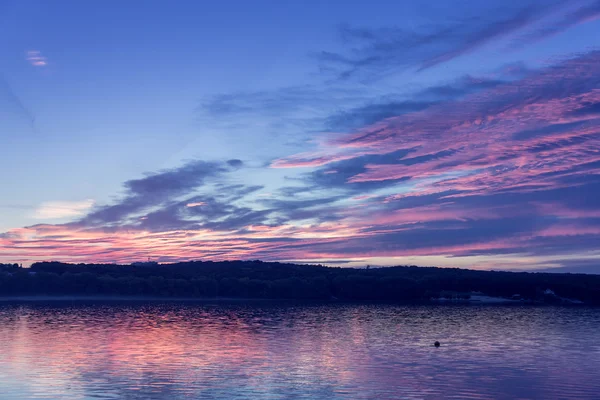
[{"left": 2, "top": 0, "right": 600, "bottom": 272}]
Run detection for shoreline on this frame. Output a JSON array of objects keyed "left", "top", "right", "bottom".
[
  {"left": 0, "top": 295, "right": 285, "bottom": 302},
  {"left": 0, "top": 295, "right": 589, "bottom": 305}
]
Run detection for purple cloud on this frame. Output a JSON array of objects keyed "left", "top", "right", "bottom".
[{"left": 317, "top": 1, "right": 568, "bottom": 79}]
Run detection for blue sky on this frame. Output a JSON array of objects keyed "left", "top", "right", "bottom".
[{"left": 2, "top": 0, "right": 600, "bottom": 272}]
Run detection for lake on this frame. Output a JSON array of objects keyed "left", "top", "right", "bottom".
[{"left": 0, "top": 301, "right": 598, "bottom": 399}]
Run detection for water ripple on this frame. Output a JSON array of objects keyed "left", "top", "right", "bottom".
[{"left": 0, "top": 302, "right": 598, "bottom": 399}]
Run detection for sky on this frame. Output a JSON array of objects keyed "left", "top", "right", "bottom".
[{"left": 1, "top": 0, "right": 600, "bottom": 272}]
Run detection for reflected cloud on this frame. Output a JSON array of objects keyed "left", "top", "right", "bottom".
[{"left": 0, "top": 304, "right": 598, "bottom": 398}]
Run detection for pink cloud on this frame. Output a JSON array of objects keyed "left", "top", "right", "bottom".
[
  {"left": 274, "top": 53, "right": 600, "bottom": 206},
  {"left": 536, "top": 224, "right": 600, "bottom": 238},
  {"left": 186, "top": 202, "right": 206, "bottom": 208},
  {"left": 26, "top": 50, "right": 47, "bottom": 67}
]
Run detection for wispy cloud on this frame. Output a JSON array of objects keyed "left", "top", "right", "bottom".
[
  {"left": 514, "top": 0, "right": 600, "bottom": 46},
  {"left": 317, "top": 1, "right": 571, "bottom": 80},
  {"left": 26, "top": 50, "right": 47, "bottom": 67},
  {"left": 33, "top": 200, "right": 95, "bottom": 220}
]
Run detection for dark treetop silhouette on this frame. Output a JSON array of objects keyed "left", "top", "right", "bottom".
[{"left": 1, "top": 261, "right": 599, "bottom": 304}]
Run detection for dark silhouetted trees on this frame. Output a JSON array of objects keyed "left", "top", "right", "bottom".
[{"left": 0, "top": 261, "right": 598, "bottom": 303}]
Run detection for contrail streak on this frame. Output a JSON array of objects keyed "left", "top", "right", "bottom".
[{"left": 0, "top": 74, "right": 36, "bottom": 131}]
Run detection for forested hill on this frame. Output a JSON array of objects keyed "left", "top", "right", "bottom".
[{"left": 0, "top": 261, "right": 599, "bottom": 304}]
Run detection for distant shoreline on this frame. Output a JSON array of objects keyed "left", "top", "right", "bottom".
[
  {"left": 0, "top": 295, "right": 282, "bottom": 302},
  {"left": 0, "top": 295, "right": 588, "bottom": 306},
  {"left": 1, "top": 261, "right": 598, "bottom": 305}
]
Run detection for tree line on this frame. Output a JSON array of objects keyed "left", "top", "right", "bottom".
[{"left": 0, "top": 261, "right": 599, "bottom": 303}]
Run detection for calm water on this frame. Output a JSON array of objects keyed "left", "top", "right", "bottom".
[{"left": 0, "top": 302, "right": 599, "bottom": 399}]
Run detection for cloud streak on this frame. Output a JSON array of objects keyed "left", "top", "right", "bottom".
[
  {"left": 514, "top": 0, "right": 600, "bottom": 46},
  {"left": 33, "top": 200, "right": 95, "bottom": 220},
  {"left": 317, "top": 1, "right": 569, "bottom": 79}
]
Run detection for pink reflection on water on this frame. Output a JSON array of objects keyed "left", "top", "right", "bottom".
[{"left": 0, "top": 303, "right": 599, "bottom": 399}]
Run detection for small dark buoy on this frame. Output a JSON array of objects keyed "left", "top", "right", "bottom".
[{"left": 434, "top": 341, "right": 440, "bottom": 347}]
